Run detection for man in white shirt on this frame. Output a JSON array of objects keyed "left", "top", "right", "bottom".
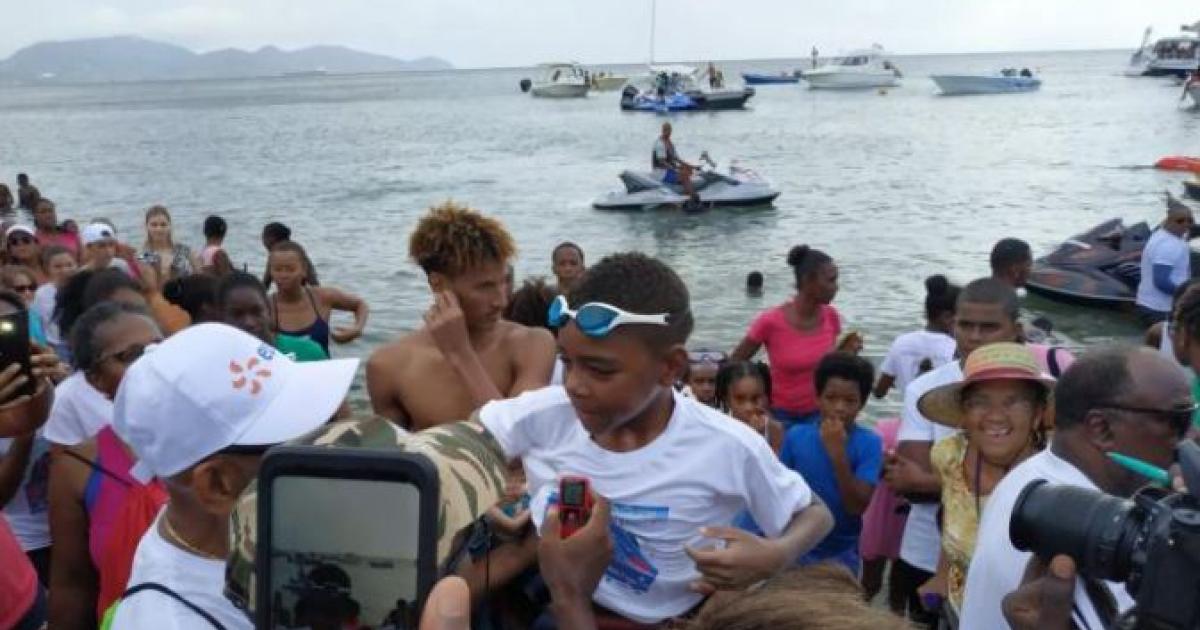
[
  {"left": 651, "top": 122, "right": 695, "bottom": 197},
  {"left": 1136, "top": 201, "right": 1195, "bottom": 326},
  {"left": 884, "top": 277, "right": 1024, "bottom": 623},
  {"left": 480, "top": 252, "right": 832, "bottom": 625},
  {"left": 110, "top": 324, "right": 357, "bottom": 629},
  {"left": 960, "top": 346, "right": 1190, "bottom": 630}
]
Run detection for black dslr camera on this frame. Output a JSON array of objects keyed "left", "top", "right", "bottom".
[{"left": 1011, "top": 441, "right": 1200, "bottom": 630}]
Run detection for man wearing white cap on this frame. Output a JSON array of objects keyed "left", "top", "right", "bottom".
[
  {"left": 109, "top": 323, "right": 357, "bottom": 629},
  {"left": 81, "top": 222, "right": 133, "bottom": 277}
]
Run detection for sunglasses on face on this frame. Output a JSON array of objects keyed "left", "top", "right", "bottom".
[
  {"left": 546, "top": 294, "right": 670, "bottom": 338},
  {"left": 7, "top": 236, "right": 33, "bottom": 246},
  {"left": 9, "top": 284, "right": 35, "bottom": 294}
]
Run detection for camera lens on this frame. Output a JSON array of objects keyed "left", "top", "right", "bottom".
[{"left": 1011, "top": 480, "right": 1143, "bottom": 582}]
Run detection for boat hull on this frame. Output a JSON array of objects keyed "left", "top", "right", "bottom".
[
  {"left": 530, "top": 83, "right": 589, "bottom": 98},
  {"left": 930, "top": 75, "right": 1041, "bottom": 95},
  {"left": 742, "top": 73, "right": 800, "bottom": 85},
  {"left": 804, "top": 71, "right": 899, "bottom": 89},
  {"left": 592, "top": 76, "right": 628, "bottom": 91}
]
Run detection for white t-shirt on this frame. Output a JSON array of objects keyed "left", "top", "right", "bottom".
[
  {"left": 111, "top": 511, "right": 252, "bottom": 630},
  {"left": 479, "top": 386, "right": 814, "bottom": 624},
  {"left": 879, "top": 330, "right": 957, "bottom": 394},
  {"left": 897, "top": 360, "right": 962, "bottom": 572},
  {"left": 959, "top": 449, "right": 1135, "bottom": 630},
  {"left": 0, "top": 435, "right": 52, "bottom": 551},
  {"left": 1137, "top": 227, "right": 1192, "bottom": 312},
  {"left": 42, "top": 372, "right": 113, "bottom": 446}
]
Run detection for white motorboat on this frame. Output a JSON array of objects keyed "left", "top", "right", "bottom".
[
  {"left": 930, "top": 70, "right": 1041, "bottom": 95},
  {"left": 527, "top": 63, "right": 590, "bottom": 98},
  {"left": 590, "top": 73, "right": 629, "bottom": 91},
  {"left": 803, "top": 45, "right": 902, "bottom": 89},
  {"left": 1125, "top": 22, "right": 1200, "bottom": 78}
]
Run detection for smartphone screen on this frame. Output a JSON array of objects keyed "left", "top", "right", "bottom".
[
  {"left": 0, "top": 310, "right": 34, "bottom": 398},
  {"left": 268, "top": 476, "right": 422, "bottom": 629},
  {"left": 561, "top": 479, "right": 585, "bottom": 507}
]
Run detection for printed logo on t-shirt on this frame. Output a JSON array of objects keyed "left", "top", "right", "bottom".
[{"left": 605, "top": 502, "right": 669, "bottom": 595}]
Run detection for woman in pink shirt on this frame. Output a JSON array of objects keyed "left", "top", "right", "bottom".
[
  {"left": 33, "top": 198, "right": 82, "bottom": 262},
  {"left": 732, "top": 245, "right": 841, "bottom": 426}
]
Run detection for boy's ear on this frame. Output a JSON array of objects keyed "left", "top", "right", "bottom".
[{"left": 661, "top": 343, "right": 689, "bottom": 386}]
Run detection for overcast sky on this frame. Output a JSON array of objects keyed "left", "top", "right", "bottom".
[{"left": 6, "top": 1, "right": 1199, "bottom": 68}]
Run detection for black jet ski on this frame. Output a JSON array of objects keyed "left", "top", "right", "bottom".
[{"left": 1025, "top": 219, "right": 1150, "bottom": 308}]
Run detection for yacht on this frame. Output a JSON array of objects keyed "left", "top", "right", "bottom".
[
  {"left": 1128, "top": 22, "right": 1200, "bottom": 78},
  {"left": 527, "top": 63, "right": 590, "bottom": 98},
  {"left": 802, "top": 45, "right": 902, "bottom": 89}
]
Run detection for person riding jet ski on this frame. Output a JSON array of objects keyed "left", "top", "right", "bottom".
[{"left": 653, "top": 122, "right": 696, "bottom": 198}]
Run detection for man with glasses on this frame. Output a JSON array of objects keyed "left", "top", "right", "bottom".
[
  {"left": 1136, "top": 200, "right": 1195, "bottom": 327},
  {"left": 960, "top": 346, "right": 1193, "bottom": 630}
]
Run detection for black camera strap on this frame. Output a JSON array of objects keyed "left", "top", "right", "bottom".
[
  {"left": 121, "top": 583, "right": 227, "bottom": 629},
  {"left": 1069, "top": 577, "right": 1118, "bottom": 630}
]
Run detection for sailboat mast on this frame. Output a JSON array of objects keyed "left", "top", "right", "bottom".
[{"left": 650, "top": 0, "right": 657, "bottom": 65}]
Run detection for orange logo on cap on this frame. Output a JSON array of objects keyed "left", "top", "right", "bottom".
[{"left": 230, "top": 356, "right": 273, "bottom": 396}]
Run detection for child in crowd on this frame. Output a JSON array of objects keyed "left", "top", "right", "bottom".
[
  {"left": 858, "top": 416, "right": 909, "bottom": 613},
  {"left": 199, "top": 215, "right": 226, "bottom": 269},
  {"left": 779, "top": 352, "right": 882, "bottom": 575},
  {"left": 477, "top": 252, "right": 833, "bottom": 626},
  {"left": 681, "top": 349, "right": 725, "bottom": 408},
  {"left": 32, "top": 245, "right": 78, "bottom": 357},
  {"left": 550, "top": 241, "right": 585, "bottom": 293},
  {"left": 714, "top": 360, "right": 783, "bottom": 453}
]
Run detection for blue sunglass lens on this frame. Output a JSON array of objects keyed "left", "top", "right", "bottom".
[{"left": 575, "top": 304, "right": 619, "bottom": 336}]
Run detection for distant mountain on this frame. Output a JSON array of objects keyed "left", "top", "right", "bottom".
[{"left": 0, "top": 36, "right": 452, "bottom": 83}]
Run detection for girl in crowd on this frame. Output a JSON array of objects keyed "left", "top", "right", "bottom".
[
  {"left": 873, "top": 275, "right": 960, "bottom": 399},
  {"left": 218, "top": 271, "right": 326, "bottom": 362},
  {"left": 715, "top": 360, "right": 784, "bottom": 454},
  {"left": 139, "top": 205, "right": 199, "bottom": 284},
  {"left": 915, "top": 342, "right": 1052, "bottom": 612},
  {"left": 47, "top": 302, "right": 164, "bottom": 630},
  {"left": 33, "top": 245, "right": 79, "bottom": 357},
  {"left": 268, "top": 241, "right": 368, "bottom": 357},
  {"left": 550, "top": 242, "right": 585, "bottom": 293},
  {"left": 731, "top": 244, "right": 841, "bottom": 426},
  {"left": 0, "top": 265, "right": 48, "bottom": 345},
  {"left": 1167, "top": 280, "right": 1200, "bottom": 430},
  {"left": 5, "top": 225, "right": 47, "bottom": 285},
  {"left": 33, "top": 199, "right": 81, "bottom": 261},
  {"left": 682, "top": 349, "right": 725, "bottom": 407}
]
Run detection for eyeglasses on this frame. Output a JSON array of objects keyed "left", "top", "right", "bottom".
[
  {"left": 1095, "top": 402, "right": 1197, "bottom": 437},
  {"left": 688, "top": 350, "right": 727, "bottom": 365},
  {"left": 962, "top": 395, "right": 1037, "bottom": 416},
  {"left": 6, "top": 236, "right": 33, "bottom": 246},
  {"left": 547, "top": 294, "right": 670, "bottom": 338},
  {"left": 97, "top": 342, "right": 157, "bottom": 366},
  {"left": 9, "top": 284, "right": 35, "bottom": 294}
]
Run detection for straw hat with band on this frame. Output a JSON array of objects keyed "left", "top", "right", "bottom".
[{"left": 917, "top": 342, "right": 1056, "bottom": 429}]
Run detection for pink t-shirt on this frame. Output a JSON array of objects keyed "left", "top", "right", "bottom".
[
  {"left": 0, "top": 518, "right": 37, "bottom": 628},
  {"left": 37, "top": 229, "right": 81, "bottom": 258},
  {"left": 746, "top": 302, "right": 841, "bottom": 414}
]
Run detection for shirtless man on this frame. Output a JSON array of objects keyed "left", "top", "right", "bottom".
[{"left": 368, "top": 202, "right": 556, "bottom": 431}]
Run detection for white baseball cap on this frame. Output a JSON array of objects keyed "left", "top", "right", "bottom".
[
  {"left": 81, "top": 223, "right": 116, "bottom": 246},
  {"left": 4, "top": 225, "right": 34, "bottom": 241},
  {"left": 114, "top": 322, "right": 359, "bottom": 483}
]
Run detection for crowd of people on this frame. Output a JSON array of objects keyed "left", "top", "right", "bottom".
[{"left": 0, "top": 173, "right": 1196, "bottom": 630}]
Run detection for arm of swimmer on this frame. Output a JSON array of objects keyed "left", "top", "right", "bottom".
[
  {"left": 872, "top": 373, "right": 895, "bottom": 399},
  {"left": 366, "top": 352, "right": 413, "bottom": 430},
  {"left": 506, "top": 328, "right": 557, "bottom": 397},
  {"left": 729, "top": 336, "right": 761, "bottom": 362},
  {"left": 320, "top": 286, "right": 370, "bottom": 334}
]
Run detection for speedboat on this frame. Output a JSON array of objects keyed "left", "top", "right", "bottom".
[
  {"left": 803, "top": 45, "right": 901, "bottom": 89},
  {"left": 742, "top": 72, "right": 801, "bottom": 85},
  {"left": 590, "top": 72, "right": 629, "bottom": 91},
  {"left": 593, "top": 156, "right": 780, "bottom": 210},
  {"left": 525, "top": 63, "right": 590, "bottom": 98},
  {"left": 930, "top": 70, "right": 1041, "bottom": 95},
  {"left": 1130, "top": 22, "right": 1200, "bottom": 78},
  {"left": 620, "top": 66, "right": 754, "bottom": 112},
  {"left": 1025, "top": 219, "right": 1151, "bottom": 308}
]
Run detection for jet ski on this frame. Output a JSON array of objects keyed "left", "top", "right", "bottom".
[
  {"left": 1025, "top": 218, "right": 1151, "bottom": 308},
  {"left": 592, "top": 155, "right": 780, "bottom": 210}
]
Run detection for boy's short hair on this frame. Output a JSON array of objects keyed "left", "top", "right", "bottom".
[
  {"left": 408, "top": 201, "right": 516, "bottom": 277},
  {"left": 815, "top": 352, "right": 875, "bottom": 403},
  {"left": 959, "top": 277, "right": 1019, "bottom": 321},
  {"left": 568, "top": 252, "right": 693, "bottom": 346},
  {"left": 204, "top": 215, "right": 227, "bottom": 239},
  {"left": 989, "top": 237, "right": 1032, "bottom": 275}
]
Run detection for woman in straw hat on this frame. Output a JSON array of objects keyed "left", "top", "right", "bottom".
[{"left": 914, "top": 342, "right": 1054, "bottom": 613}]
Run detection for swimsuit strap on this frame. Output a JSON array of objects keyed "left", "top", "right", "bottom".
[
  {"left": 303, "top": 286, "right": 324, "bottom": 322},
  {"left": 60, "top": 448, "right": 134, "bottom": 489},
  {"left": 121, "top": 583, "right": 227, "bottom": 630}
]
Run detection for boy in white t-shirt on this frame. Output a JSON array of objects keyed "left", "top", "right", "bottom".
[{"left": 477, "top": 252, "right": 833, "bottom": 625}]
